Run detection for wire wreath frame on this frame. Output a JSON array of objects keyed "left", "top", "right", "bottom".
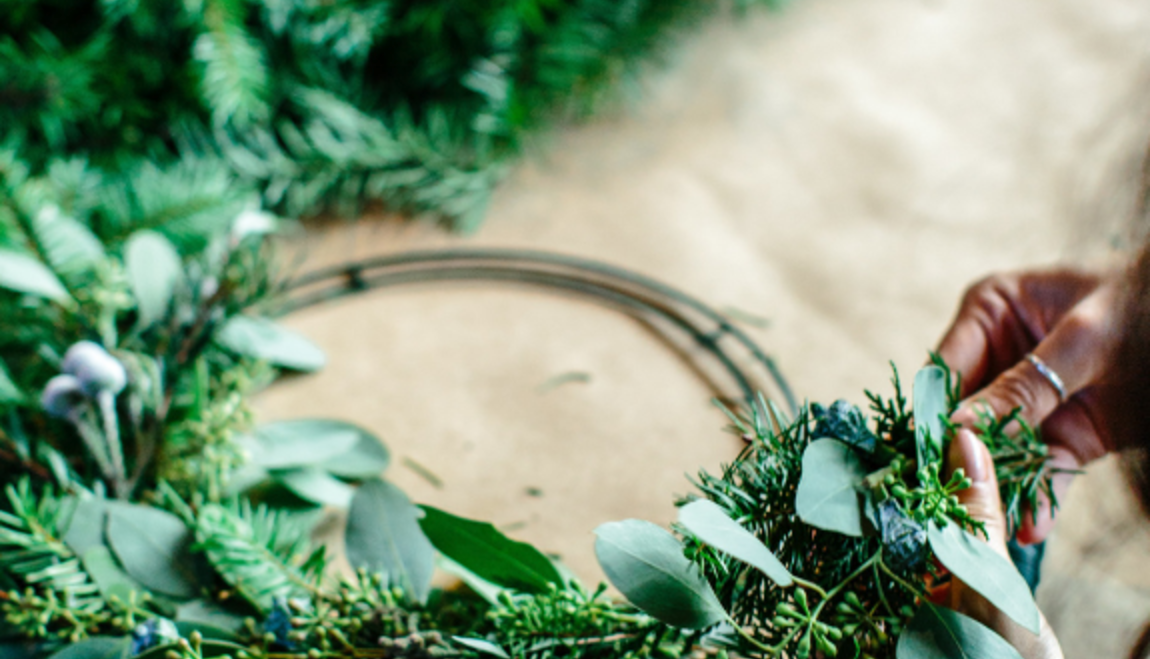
[{"left": 275, "top": 247, "right": 796, "bottom": 416}]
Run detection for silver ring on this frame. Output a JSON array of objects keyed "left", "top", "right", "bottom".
[{"left": 1026, "top": 353, "right": 1067, "bottom": 404}]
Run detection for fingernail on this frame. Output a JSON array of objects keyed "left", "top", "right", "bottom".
[{"left": 952, "top": 429, "right": 987, "bottom": 483}]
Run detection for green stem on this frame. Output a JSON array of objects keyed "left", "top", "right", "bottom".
[
  {"left": 68, "top": 409, "right": 115, "bottom": 484},
  {"left": 790, "top": 576, "right": 828, "bottom": 600},
  {"left": 872, "top": 561, "right": 898, "bottom": 619},
  {"left": 726, "top": 613, "right": 780, "bottom": 655},
  {"left": 876, "top": 558, "right": 930, "bottom": 601},
  {"left": 96, "top": 390, "right": 127, "bottom": 498}
]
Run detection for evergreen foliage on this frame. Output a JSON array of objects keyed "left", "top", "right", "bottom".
[
  {"left": 0, "top": 171, "right": 1052, "bottom": 658},
  {"left": 2, "top": 0, "right": 780, "bottom": 231}
]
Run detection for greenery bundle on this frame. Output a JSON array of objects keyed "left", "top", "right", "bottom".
[
  {"left": 2, "top": 0, "right": 778, "bottom": 232},
  {"left": 0, "top": 169, "right": 1060, "bottom": 659}
]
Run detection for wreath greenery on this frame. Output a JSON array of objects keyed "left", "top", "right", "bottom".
[
  {"left": 0, "top": 160, "right": 1062, "bottom": 659},
  {"left": 3, "top": 0, "right": 779, "bottom": 232}
]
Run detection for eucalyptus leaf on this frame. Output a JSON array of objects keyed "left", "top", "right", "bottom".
[
  {"left": 45, "top": 637, "right": 130, "bottom": 659},
  {"left": 246, "top": 420, "right": 361, "bottom": 469},
  {"left": 318, "top": 426, "right": 390, "bottom": 478},
  {"left": 677, "top": 499, "right": 792, "bottom": 586},
  {"left": 81, "top": 546, "right": 145, "bottom": 602},
  {"left": 927, "top": 522, "right": 1040, "bottom": 634},
  {"left": 106, "top": 503, "right": 203, "bottom": 599},
  {"left": 0, "top": 640, "right": 43, "bottom": 659},
  {"left": 0, "top": 359, "right": 23, "bottom": 403},
  {"left": 346, "top": 478, "right": 434, "bottom": 603},
  {"left": 795, "top": 438, "right": 867, "bottom": 536},
  {"left": 174, "top": 620, "right": 240, "bottom": 643},
  {"left": 593, "top": 519, "right": 726, "bottom": 630},
  {"left": 124, "top": 230, "right": 184, "bottom": 327},
  {"left": 896, "top": 603, "right": 1024, "bottom": 659},
  {"left": 418, "top": 506, "right": 562, "bottom": 594},
  {"left": 914, "top": 365, "right": 948, "bottom": 466},
  {"left": 132, "top": 640, "right": 246, "bottom": 659},
  {"left": 63, "top": 497, "right": 111, "bottom": 555},
  {"left": 215, "top": 315, "right": 326, "bottom": 372},
  {"left": 452, "top": 637, "right": 511, "bottom": 658},
  {"left": 274, "top": 467, "right": 355, "bottom": 507},
  {"left": 245, "top": 419, "right": 389, "bottom": 478},
  {"left": 175, "top": 600, "right": 247, "bottom": 635},
  {"left": 0, "top": 249, "right": 69, "bottom": 301}
]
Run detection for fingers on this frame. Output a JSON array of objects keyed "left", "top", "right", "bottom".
[
  {"left": 935, "top": 275, "right": 1032, "bottom": 398},
  {"left": 935, "top": 271, "right": 1105, "bottom": 398},
  {"left": 949, "top": 283, "right": 1116, "bottom": 430},
  {"left": 946, "top": 428, "right": 1008, "bottom": 551}
]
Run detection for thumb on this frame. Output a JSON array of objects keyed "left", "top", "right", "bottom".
[
  {"left": 945, "top": 429, "right": 1066, "bottom": 659},
  {"left": 947, "top": 428, "right": 1008, "bottom": 552}
]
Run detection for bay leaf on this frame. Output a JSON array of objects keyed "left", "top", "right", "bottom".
[
  {"left": 346, "top": 478, "right": 434, "bottom": 603},
  {"left": 418, "top": 505, "right": 562, "bottom": 594},
  {"left": 795, "top": 438, "right": 867, "bottom": 536},
  {"left": 677, "top": 499, "right": 792, "bottom": 586},
  {"left": 594, "top": 519, "right": 726, "bottom": 630}
]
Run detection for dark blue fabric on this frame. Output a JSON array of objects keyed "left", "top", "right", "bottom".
[{"left": 1007, "top": 537, "right": 1045, "bottom": 593}]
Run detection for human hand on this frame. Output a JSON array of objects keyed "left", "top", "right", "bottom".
[
  {"left": 944, "top": 430, "right": 1064, "bottom": 659},
  {"left": 935, "top": 269, "right": 1121, "bottom": 544}
]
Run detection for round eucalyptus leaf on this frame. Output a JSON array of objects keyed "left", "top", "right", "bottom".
[
  {"left": 795, "top": 438, "right": 867, "bottom": 536},
  {"left": 346, "top": 478, "right": 434, "bottom": 603},
  {"left": 124, "top": 230, "right": 184, "bottom": 327},
  {"left": 81, "top": 545, "right": 147, "bottom": 602},
  {"left": 106, "top": 504, "right": 204, "bottom": 599},
  {"left": 274, "top": 467, "right": 356, "bottom": 507},
  {"left": 174, "top": 600, "right": 247, "bottom": 635},
  {"left": 215, "top": 315, "right": 326, "bottom": 372},
  {"left": 247, "top": 419, "right": 361, "bottom": 469},
  {"left": 594, "top": 519, "right": 726, "bottom": 630}
]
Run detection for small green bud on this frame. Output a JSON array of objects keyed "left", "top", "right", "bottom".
[
  {"left": 794, "top": 588, "right": 809, "bottom": 610},
  {"left": 776, "top": 603, "right": 799, "bottom": 618},
  {"left": 890, "top": 484, "right": 909, "bottom": 498},
  {"left": 796, "top": 633, "right": 812, "bottom": 658},
  {"left": 816, "top": 634, "right": 838, "bottom": 657}
]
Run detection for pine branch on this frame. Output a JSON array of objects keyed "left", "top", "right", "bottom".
[{"left": 194, "top": 501, "right": 321, "bottom": 612}]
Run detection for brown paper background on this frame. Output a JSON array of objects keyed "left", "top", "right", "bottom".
[{"left": 255, "top": 0, "right": 1150, "bottom": 654}]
